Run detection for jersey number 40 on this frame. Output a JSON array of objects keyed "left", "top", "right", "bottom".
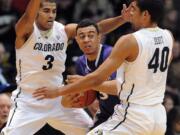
[{"left": 148, "top": 47, "right": 169, "bottom": 73}]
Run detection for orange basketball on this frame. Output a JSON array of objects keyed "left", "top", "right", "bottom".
[{"left": 77, "top": 90, "right": 97, "bottom": 107}]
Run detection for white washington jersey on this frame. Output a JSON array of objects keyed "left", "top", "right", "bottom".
[
  {"left": 117, "top": 27, "right": 173, "bottom": 105},
  {"left": 16, "top": 21, "right": 68, "bottom": 94}
]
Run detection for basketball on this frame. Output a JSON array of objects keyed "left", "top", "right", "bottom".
[{"left": 77, "top": 90, "right": 97, "bottom": 107}]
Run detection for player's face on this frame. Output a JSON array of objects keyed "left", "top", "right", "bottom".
[
  {"left": 76, "top": 26, "right": 101, "bottom": 56},
  {"left": 130, "top": 1, "right": 145, "bottom": 29},
  {"left": 174, "top": 120, "right": 180, "bottom": 133},
  {"left": 0, "top": 96, "right": 11, "bottom": 124},
  {"left": 36, "top": 2, "right": 56, "bottom": 30}
]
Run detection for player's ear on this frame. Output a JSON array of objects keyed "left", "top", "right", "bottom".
[
  {"left": 142, "top": 10, "right": 150, "bottom": 18},
  {"left": 143, "top": 10, "right": 151, "bottom": 23}
]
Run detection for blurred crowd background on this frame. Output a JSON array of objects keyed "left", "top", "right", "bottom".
[{"left": 0, "top": 0, "right": 180, "bottom": 134}]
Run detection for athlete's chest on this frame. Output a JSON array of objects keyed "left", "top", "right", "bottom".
[{"left": 31, "top": 33, "right": 66, "bottom": 53}]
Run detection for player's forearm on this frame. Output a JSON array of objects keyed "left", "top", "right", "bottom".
[
  {"left": 93, "top": 80, "right": 118, "bottom": 95},
  {"left": 57, "top": 73, "right": 104, "bottom": 96},
  {"left": 16, "top": 0, "right": 41, "bottom": 35},
  {"left": 97, "top": 16, "right": 126, "bottom": 35},
  {"left": 24, "top": 0, "right": 41, "bottom": 20}
]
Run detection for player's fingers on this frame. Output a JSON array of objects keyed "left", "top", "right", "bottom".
[
  {"left": 36, "top": 87, "right": 47, "bottom": 91},
  {"left": 65, "top": 94, "right": 75, "bottom": 100},
  {"left": 36, "top": 95, "right": 46, "bottom": 100},
  {"left": 67, "top": 76, "right": 76, "bottom": 83},
  {"left": 65, "top": 79, "right": 74, "bottom": 84},
  {"left": 65, "top": 79, "right": 68, "bottom": 83},
  {"left": 123, "top": 4, "right": 127, "bottom": 10},
  {"left": 71, "top": 103, "right": 83, "bottom": 108},
  {"left": 33, "top": 92, "right": 46, "bottom": 100},
  {"left": 67, "top": 75, "right": 82, "bottom": 80},
  {"left": 70, "top": 93, "right": 81, "bottom": 102},
  {"left": 34, "top": 87, "right": 48, "bottom": 94},
  {"left": 126, "top": 3, "right": 133, "bottom": 13},
  {"left": 67, "top": 75, "right": 76, "bottom": 79},
  {"left": 66, "top": 79, "right": 74, "bottom": 84},
  {"left": 121, "top": 4, "right": 127, "bottom": 13},
  {"left": 33, "top": 89, "right": 47, "bottom": 97},
  {"left": 33, "top": 92, "right": 43, "bottom": 98}
]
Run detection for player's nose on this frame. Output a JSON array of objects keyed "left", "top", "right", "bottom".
[
  {"left": 83, "top": 36, "right": 90, "bottom": 42},
  {"left": 49, "top": 12, "right": 55, "bottom": 18}
]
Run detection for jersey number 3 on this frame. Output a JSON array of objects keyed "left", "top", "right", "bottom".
[
  {"left": 42, "top": 55, "right": 54, "bottom": 70},
  {"left": 148, "top": 47, "right": 169, "bottom": 73}
]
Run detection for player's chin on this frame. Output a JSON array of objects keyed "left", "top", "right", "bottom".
[
  {"left": 84, "top": 51, "right": 95, "bottom": 55},
  {"left": 46, "top": 23, "right": 54, "bottom": 29}
]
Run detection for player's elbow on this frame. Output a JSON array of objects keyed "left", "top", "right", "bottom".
[{"left": 15, "top": 22, "right": 26, "bottom": 37}]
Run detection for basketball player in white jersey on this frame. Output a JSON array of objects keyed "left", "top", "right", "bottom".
[
  {"left": 33, "top": 0, "right": 175, "bottom": 135},
  {"left": 1, "top": 0, "right": 132, "bottom": 135}
]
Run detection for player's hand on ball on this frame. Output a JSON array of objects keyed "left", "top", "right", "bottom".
[
  {"left": 66, "top": 75, "right": 83, "bottom": 84},
  {"left": 61, "top": 93, "right": 83, "bottom": 108},
  {"left": 33, "top": 87, "right": 59, "bottom": 100}
]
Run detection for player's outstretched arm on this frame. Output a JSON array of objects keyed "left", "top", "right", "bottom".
[
  {"left": 65, "top": 4, "right": 131, "bottom": 39},
  {"left": 93, "top": 80, "right": 118, "bottom": 95},
  {"left": 97, "top": 4, "right": 131, "bottom": 35},
  {"left": 66, "top": 75, "right": 118, "bottom": 95},
  {"left": 15, "top": 0, "right": 41, "bottom": 48}
]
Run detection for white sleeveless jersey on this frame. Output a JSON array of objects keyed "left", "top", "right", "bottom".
[
  {"left": 16, "top": 21, "right": 68, "bottom": 94},
  {"left": 117, "top": 27, "right": 173, "bottom": 105}
]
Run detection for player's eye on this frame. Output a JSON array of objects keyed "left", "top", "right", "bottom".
[
  {"left": 44, "top": 10, "right": 49, "bottom": 13},
  {"left": 79, "top": 35, "right": 85, "bottom": 39},
  {"left": 88, "top": 34, "right": 94, "bottom": 39},
  {"left": 43, "top": 9, "right": 50, "bottom": 13},
  {"left": 53, "top": 9, "right": 56, "bottom": 14}
]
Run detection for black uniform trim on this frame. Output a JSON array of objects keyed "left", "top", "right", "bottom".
[
  {"left": 8, "top": 60, "right": 22, "bottom": 126},
  {"left": 8, "top": 88, "right": 21, "bottom": 126},
  {"left": 111, "top": 84, "right": 135, "bottom": 131},
  {"left": 118, "top": 80, "right": 125, "bottom": 98}
]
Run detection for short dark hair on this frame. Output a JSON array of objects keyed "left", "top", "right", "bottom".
[
  {"left": 76, "top": 19, "right": 99, "bottom": 34},
  {"left": 40, "top": 0, "right": 56, "bottom": 7},
  {"left": 136, "top": 0, "right": 164, "bottom": 23}
]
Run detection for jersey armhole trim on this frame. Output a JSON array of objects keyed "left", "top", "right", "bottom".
[
  {"left": 125, "top": 33, "right": 142, "bottom": 65},
  {"left": 60, "top": 23, "right": 69, "bottom": 46},
  {"left": 164, "top": 29, "right": 174, "bottom": 65}
]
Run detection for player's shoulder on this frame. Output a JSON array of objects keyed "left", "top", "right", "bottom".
[
  {"left": 102, "top": 44, "right": 112, "bottom": 54},
  {"left": 102, "top": 44, "right": 112, "bottom": 50},
  {"left": 99, "top": 44, "right": 114, "bottom": 61},
  {"left": 54, "top": 21, "right": 65, "bottom": 29},
  {"left": 163, "top": 28, "right": 174, "bottom": 40},
  {"left": 125, "top": 33, "right": 140, "bottom": 44}
]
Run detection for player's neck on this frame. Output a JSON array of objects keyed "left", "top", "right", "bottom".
[
  {"left": 86, "top": 54, "right": 98, "bottom": 61},
  {"left": 39, "top": 29, "right": 53, "bottom": 38},
  {"left": 35, "top": 22, "right": 53, "bottom": 38},
  {"left": 86, "top": 45, "right": 101, "bottom": 61},
  {"left": 143, "top": 22, "right": 158, "bottom": 29}
]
